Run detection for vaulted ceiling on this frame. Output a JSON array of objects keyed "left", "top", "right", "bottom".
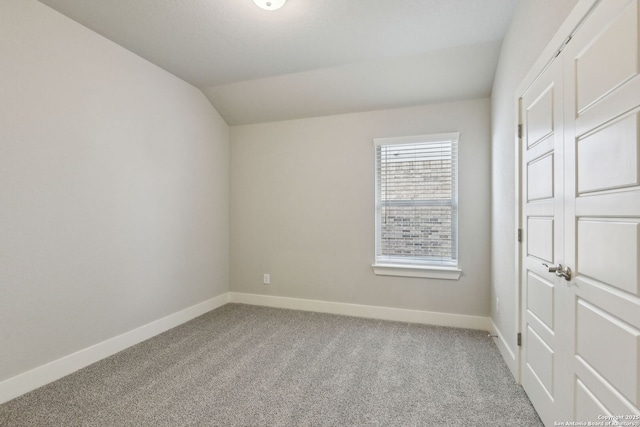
[{"left": 37, "top": 0, "right": 517, "bottom": 125}]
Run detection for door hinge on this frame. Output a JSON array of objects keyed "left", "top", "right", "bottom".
[
  {"left": 517, "top": 333, "right": 522, "bottom": 347},
  {"left": 518, "top": 228, "right": 523, "bottom": 243},
  {"left": 517, "top": 124, "right": 523, "bottom": 139},
  {"left": 555, "top": 35, "right": 573, "bottom": 58}
]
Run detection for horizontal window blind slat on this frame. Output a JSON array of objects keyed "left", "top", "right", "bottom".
[{"left": 381, "top": 200, "right": 454, "bottom": 206}]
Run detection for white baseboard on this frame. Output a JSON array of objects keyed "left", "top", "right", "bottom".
[
  {"left": 229, "top": 292, "right": 491, "bottom": 331},
  {"left": 490, "top": 319, "right": 519, "bottom": 382},
  {"left": 0, "top": 293, "right": 230, "bottom": 404}
]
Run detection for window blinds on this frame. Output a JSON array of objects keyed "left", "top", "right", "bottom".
[{"left": 374, "top": 133, "right": 458, "bottom": 266}]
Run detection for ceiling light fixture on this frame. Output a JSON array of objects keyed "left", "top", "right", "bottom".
[{"left": 253, "top": 0, "right": 286, "bottom": 11}]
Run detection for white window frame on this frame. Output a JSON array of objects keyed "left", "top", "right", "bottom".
[{"left": 372, "top": 132, "right": 462, "bottom": 280}]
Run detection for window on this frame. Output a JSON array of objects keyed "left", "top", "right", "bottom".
[{"left": 372, "top": 133, "right": 461, "bottom": 280}]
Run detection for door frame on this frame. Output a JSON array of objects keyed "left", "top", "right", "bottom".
[{"left": 511, "top": 0, "right": 601, "bottom": 384}]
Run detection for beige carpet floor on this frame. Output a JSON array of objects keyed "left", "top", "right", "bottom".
[{"left": 0, "top": 303, "right": 542, "bottom": 426}]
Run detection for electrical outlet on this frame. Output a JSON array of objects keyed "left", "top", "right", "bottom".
[{"left": 263, "top": 273, "right": 270, "bottom": 285}]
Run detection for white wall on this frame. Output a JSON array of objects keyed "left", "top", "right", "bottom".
[
  {"left": 490, "top": 0, "right": 578, "bottom": 373},
  {"left": 0, "top": 0, "right": 229, "bottom": 382},
  {"left": 230, "top": 99, "right": 491, "bottom": 316}
]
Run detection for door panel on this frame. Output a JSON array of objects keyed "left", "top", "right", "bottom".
[
  {"left": 528, "top": 153, "right": 555, "bottom": 200},
  {"left": 577, "top": 219, "right": 640, "bottom": 293},
  {"left": 527, "top": 218, "right": 555, "bottom": 262},
  {"left": 526, "top": 272, "right": 555, "bottom": 330},
  {"left": 577, "top": 113, "right": 639, "bottom": 194},
  {"left": 527, "top": 86, "right": 555, "bottom": 146}
]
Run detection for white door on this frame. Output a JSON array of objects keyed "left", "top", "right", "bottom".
[
  {"left": 562, "top": 0, "right": 640, "bottom": 420},
  {"left": 520, "top": 56, "right": 566, "bottom": 427},
  {"left": 520, "top": 0, "right": 640, "bottom": 423}
]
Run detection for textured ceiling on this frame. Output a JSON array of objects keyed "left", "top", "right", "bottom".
[{"left": 37, "top": 0, "right": 517, "bottom": 125}]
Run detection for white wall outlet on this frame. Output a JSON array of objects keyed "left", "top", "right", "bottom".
[{"left": 263, "top": 273, "right": 270, "bottom": 285}]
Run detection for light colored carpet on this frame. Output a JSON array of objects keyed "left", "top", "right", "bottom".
[{"left": 0, "top": 303, "right": 542, "bottom": 426}]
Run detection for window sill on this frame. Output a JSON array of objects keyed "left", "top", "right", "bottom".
[{"left": 371, "top": 264, "right": 462, "bottom": 280}]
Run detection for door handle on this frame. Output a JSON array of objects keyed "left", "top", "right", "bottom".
[
  {"left": 542, "top": 263, "right": 572, "bottom": 281},
  {"left": 543, "top": 262, "right": 561, "bottom": 273}
]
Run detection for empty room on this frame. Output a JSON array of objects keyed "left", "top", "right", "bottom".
[{"left": 1, "top": 0, "right": 639, "bottom": 425}]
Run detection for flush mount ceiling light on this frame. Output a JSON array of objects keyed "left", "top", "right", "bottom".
[{"left": 253, "top": 0, "right": 286, "bottom": 11}]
